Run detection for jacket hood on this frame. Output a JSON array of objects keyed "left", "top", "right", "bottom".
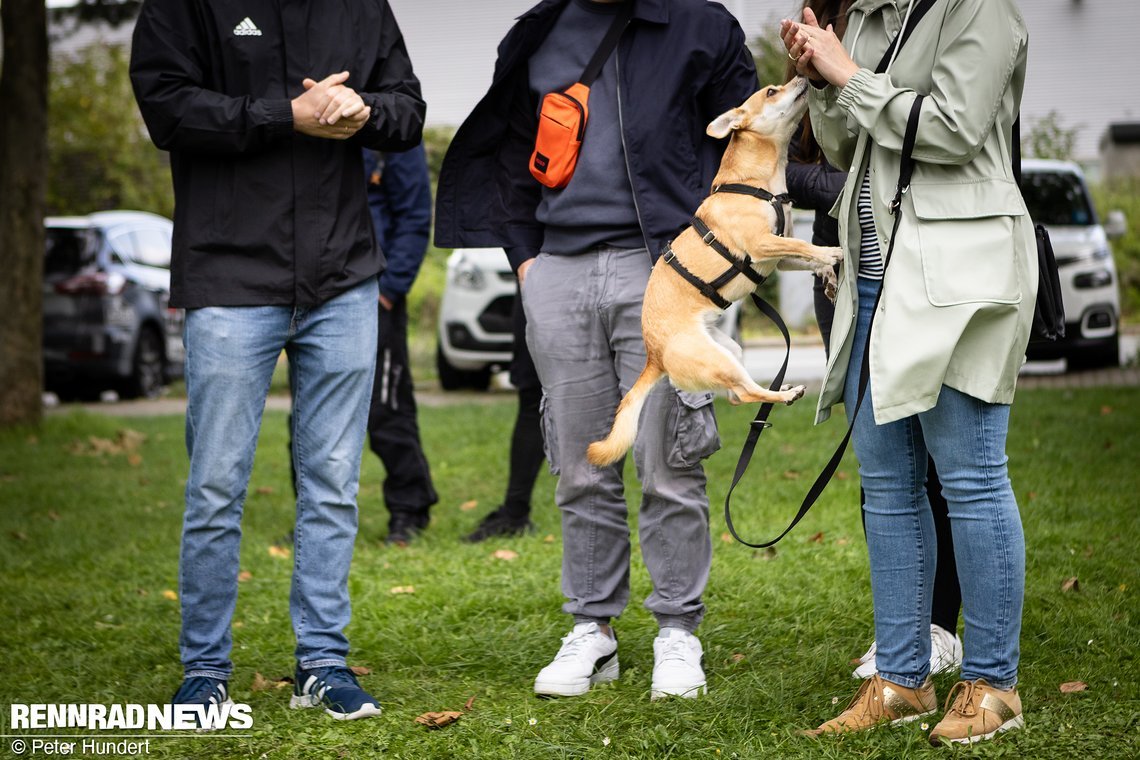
[{"left": 518, "top": 0, "right": 669, "bottom": 25}]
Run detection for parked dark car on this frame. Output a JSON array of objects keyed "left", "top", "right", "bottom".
[{"left": 43, "top": 211, "right": 184, "bottom": 399}]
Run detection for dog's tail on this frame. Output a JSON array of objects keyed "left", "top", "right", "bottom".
[{"left": 586, "top": 363, "right": 665, "bottom": 467}]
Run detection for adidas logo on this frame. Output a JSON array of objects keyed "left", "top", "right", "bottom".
[{"left": 233, "top": 17, "right": 262, "bottom": 36}]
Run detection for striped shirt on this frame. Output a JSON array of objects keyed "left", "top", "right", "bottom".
[{"left": 857, "top": 172, "right": 885, "bottom": 280}]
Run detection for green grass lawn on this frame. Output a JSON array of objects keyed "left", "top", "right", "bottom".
[{"left": 1, "top": 388, "right": 1138, "bottom": 759}]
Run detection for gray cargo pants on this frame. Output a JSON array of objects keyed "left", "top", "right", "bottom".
[{"left": 522, "top": 247, "right": 720, "bottom": 632}]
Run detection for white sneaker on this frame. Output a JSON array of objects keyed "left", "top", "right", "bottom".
[
  {"left": 852, "top": 623, "right": 964, "bottom": 679},
  {"left": 533, "top": 622, "right": 618, "bottom": 697},
  {"left": 651, "top": 628, "right": 706, "bottom": 700}
]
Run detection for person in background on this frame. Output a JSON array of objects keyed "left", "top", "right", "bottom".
[
  {"left": 784, "top": 0, "right": 1034, "bottom": 743},
  {"left": 463, "top": 297, "right": 543, "bottom": 542},
  {"left": 130, "top": 0, "right": 424, "bottom": 721},
  {"left": 362, "top": 144, "right": 440, "bottom": 546},
  {"left": 435, "top": 0, "right": 758, "bottom": 701},
  {"left": 783, "top": 0, "right": 962, "bottom": 684}
]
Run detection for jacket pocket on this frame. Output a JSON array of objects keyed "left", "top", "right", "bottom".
[
  {"left": 539, "top": 392, "right": 560, "bottom": 476},
  {"left": 665, "top": 389, "right": 720, "bottom": 469},
  {"left": 911, "top": 179, "right": 1026, "bottom": 307}
]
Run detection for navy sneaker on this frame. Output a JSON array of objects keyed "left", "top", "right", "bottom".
[
  {"left": 290, "top": 665, "right": 382, "bottom": 720},
  {"left": 171, "top": 677, "right": 232, "bottom": 730}
]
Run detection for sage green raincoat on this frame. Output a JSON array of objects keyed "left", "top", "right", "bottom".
[{"left": 809, "top": 0, "right": 1037, "bottom": 425}]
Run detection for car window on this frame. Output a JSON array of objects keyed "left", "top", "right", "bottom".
[
  {"left": 44, "top": 227, "right": 99, "bottom": 280},
  {"left": 130, "top": 226, "right": 172, "bottom": 268},
  {"left": 1021, "top": 171, "right": 1095, "bottom": 226}
]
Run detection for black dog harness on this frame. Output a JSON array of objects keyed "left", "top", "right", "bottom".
[{"left": 661, "top": 183, "right": 793, "bottom": 310}]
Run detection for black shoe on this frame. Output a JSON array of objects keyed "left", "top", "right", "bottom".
[
  {"left": 386, "top": 512, "right": 429, "bottom": 546},
  {"left": 463, "top": 507, "right": 534, "bottom": 543}
]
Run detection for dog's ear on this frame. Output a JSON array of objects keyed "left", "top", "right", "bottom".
[{"left": 707, "top": 108, "right": 746, "bottom": 138}]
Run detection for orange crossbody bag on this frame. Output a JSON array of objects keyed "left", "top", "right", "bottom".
[{"left": 529, "top": 2, "right": 633, "bottom": 189}]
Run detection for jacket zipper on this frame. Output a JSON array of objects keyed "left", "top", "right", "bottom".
[{"left": 614, "top": 51, "right": 650, "bottom": 251}]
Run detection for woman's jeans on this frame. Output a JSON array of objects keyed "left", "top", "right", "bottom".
[
  {"left": 844, "top": 276, "right": 1024, "bottom": 689},
  {"left": 179, "top": 278, "right": 378, "bottom": 679}
]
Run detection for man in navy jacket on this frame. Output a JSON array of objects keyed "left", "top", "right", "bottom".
[
  {"left": 362, "top": 145, "right": 439, "bottom": 545},
  {"left": 435, "top": 0, "right": 757, "bottom": 701}
]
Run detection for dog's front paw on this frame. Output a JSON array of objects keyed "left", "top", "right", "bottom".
[
  {"left": 780, "top": 384, "right": 806, "bottom": 405},
  {"left": 815, "top": 265, "right": 839, "bottom": 303},
  {"left": 824, "top": 246, "right": 844, "bottom": 265}
]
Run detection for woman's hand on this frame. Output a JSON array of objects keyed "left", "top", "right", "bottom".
[{"left": 781, "top": 8, "right": 860, "bottom": 89}]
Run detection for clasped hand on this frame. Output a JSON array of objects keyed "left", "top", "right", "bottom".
[
  {"left": 780, "top": 8, "right": 860, "bottom": 89},
  {"left": 291, "top": 71, "right": 371, "bottom": 140}
]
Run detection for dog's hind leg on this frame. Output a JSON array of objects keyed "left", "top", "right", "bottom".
[{"left": 665, "top": 334, "right": 805, "bottom": 406}]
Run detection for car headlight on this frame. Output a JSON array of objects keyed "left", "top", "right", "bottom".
[
  {"left": 451, "top": 256, "right": 486, "bottom": 291},
  {"left": 1091, "top": 246, "right": 1111, "bottom": 261}
]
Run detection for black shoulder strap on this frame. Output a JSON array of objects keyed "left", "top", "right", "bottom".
[
  {"left": 724, "top": 95, "right": 926, "bottom": 549},
  {"left": 874, "top": 0, "right": 940, "bottom": 74},
  {"left": 580, "top": 1, "right": 634, "bottom": 86},
  {"left": 1012, "top": 116, "right": 1022, "bottom": 187}
]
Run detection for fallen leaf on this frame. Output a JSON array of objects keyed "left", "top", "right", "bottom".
[
  {"left": 390, "top": 585, "right": 415, "bottom": 595},
  {"left": 543, "top": 534, "right": 555, "bottom": 544},
  {"left": 127, "top": 453, "right": 143, "bottom": 468},
  {"left": 808, "top": 531, "right": 825, "bottom": 544},
  {"left": 1059, "top": 681, "right": 1088, "bottom": 693},
  {"left": 136, "top": 588, "right": 149, "bottom": 597},
  {"left": 1061, "top": 576, "right": 1080, "bottom": 593},
  {"left": 1120, "top": 584, "right": 1127, "bottom": 592},
  {"left": 118, "top": 429, "right": 146, "bottom": 451},
  {"left": 0, "top": 474, "right": 16, "bottom": 483},
  {"left": 720, "top": 532, "right": 733, "bottom": 543},
  {"left": 1027, "top": 491, "right": 1038, "bottom": 501},
  {"left": 730, "top": 653, "right": 745, "bottom": 663},
  {"left": 782, "top": 470, "right": 800, "bottom": 480},
  {"left": 459, "top": 499, "right": 478, "bottom": 512},
  {"left": 415, "top": 711, "right": 462, "bottom": 729},
  {"left": 1100, "top": 405, "right": 1113, "bottom": 416},
  {"left": 835, "top": 471, "right": 850, "bottom": 481},
  {"left": 350, "top": 666, "right": 371, "bottom": 676},
  {"left": 94, "top": 621, "right": 122, "bottom": 630},
  {"left": 836, "top": 537, "right": 850, "bottom": 546},
  {"left": 233, "top": 621, "right": 243, "bottom": 628},
  {"left": 463, "top": 695, "right": 476, "bottom": 712},
  {"left": 1082, "top": 545, "right": 1094, "bottom": 559},
  {"left": 255, "top": 486, "right": 275, "bottom": 496},
  {"left": 47, "top": 510, "right": 61, "bottom": 522},
  {"left": 162, "top": 589, "right": 178, "bottom": 601},
  {"left": 238, "top": 571, "right": 253, "bottom": 582},
  {"left": 268, "top": 545, "right": 291, "bottom": 559},
  {"left": 754, "top": 546, "right": 777, "bottom": 561},
  {"left": 251, "top": 672, "right": 274, "bottom": 692},
  {"left": 492, "top": 549, "right": 519, "bottom": 561},
  {"left": 10, "top": 530, "right": 28, "bottom": 541}
]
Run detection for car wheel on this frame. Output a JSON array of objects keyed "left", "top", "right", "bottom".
[
  {"left": 1067, "top": 337, "right": 1120, "bottom": 371},
  {"left": 121, "top": 327, "right": 166, "bottom": 399},
  {"left": 436, "top": 345, "right": 492, "bottom": 391}
]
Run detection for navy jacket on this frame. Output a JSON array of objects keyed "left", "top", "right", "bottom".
[
  {"left": 786, "top": 129, "right": 846, "bottom": 248},
  {"left": 131, "top": 0, "right": 425, "bottom": 308},
  {"left": 363, "top": 145, "right": 432, "bottom": 302},
  {"left": 434, "top": 0, "right": 758, "bottom": 271}
]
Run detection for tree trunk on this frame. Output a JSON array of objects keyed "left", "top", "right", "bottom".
[{"left": 0, "top": 0, "right": 49, "bottom": 427}]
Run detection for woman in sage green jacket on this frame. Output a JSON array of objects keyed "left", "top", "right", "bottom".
[{"left": 783, "top": 0, "right": 1035, "bottom": 744}]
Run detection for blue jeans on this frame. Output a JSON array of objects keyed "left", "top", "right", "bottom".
[
  {"left": 844, "top": 276, "right": 1024, "bottom": 689},
  {"left": 179, "top": 278, "right": 378, "bottom": 679}
]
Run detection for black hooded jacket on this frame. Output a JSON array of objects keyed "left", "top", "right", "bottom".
[{"left": 130, "top": 0, "right": 425, "bottom": 308}]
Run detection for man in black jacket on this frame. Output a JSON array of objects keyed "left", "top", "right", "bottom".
[
  {"left": 130, "top": 0, "right": 424, "bottom": 721},
  {"left": 436, "top": 0, "right": 757, "bottom": 701}
]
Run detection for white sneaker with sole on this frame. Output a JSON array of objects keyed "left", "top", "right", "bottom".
[
  {"left": 651, "top": 628, "right": 706, "bottom": 700},
  {"left": 533, "top": 622, "right": 618, "bottom": 697},
  {"left": 852, "top": 623, "right": 964, "bottom": 679}
]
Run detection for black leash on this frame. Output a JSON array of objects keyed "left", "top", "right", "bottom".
[{"left": 723, "top": 95, "right": 926, "bottom": 548}]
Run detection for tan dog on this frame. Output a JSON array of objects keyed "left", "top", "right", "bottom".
[{"left": 586, "top": 78, "right": 843, "bottom": 467}]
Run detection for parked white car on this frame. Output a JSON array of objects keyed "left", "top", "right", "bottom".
[
  {"left": 437, "top": 247, "right": 742, "bottom": 390},
  {"left": 1021, "top": 159, "right": 1126, "bottom": 369}
]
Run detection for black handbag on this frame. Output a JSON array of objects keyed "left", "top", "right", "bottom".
[{"left": 1013, "top": 119, "right": 1066, "bottom": 343}]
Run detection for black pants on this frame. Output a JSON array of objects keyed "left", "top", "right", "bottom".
[
  {"left": 814, "top": 272, "right": 961, "bottom": 632},
  {"left": 501, "top": 288, "right": 545, "bottom": 519},
  {"left": 367, "top": 298, "right": 438, "bottom": 519}
]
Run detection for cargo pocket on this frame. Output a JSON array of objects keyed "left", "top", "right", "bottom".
[
  {"left": 539, "top": 392, "right": 560, "bottom": 475},
  {"left": 665, "top": 390, "right": 721, "bottom": 469}
]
